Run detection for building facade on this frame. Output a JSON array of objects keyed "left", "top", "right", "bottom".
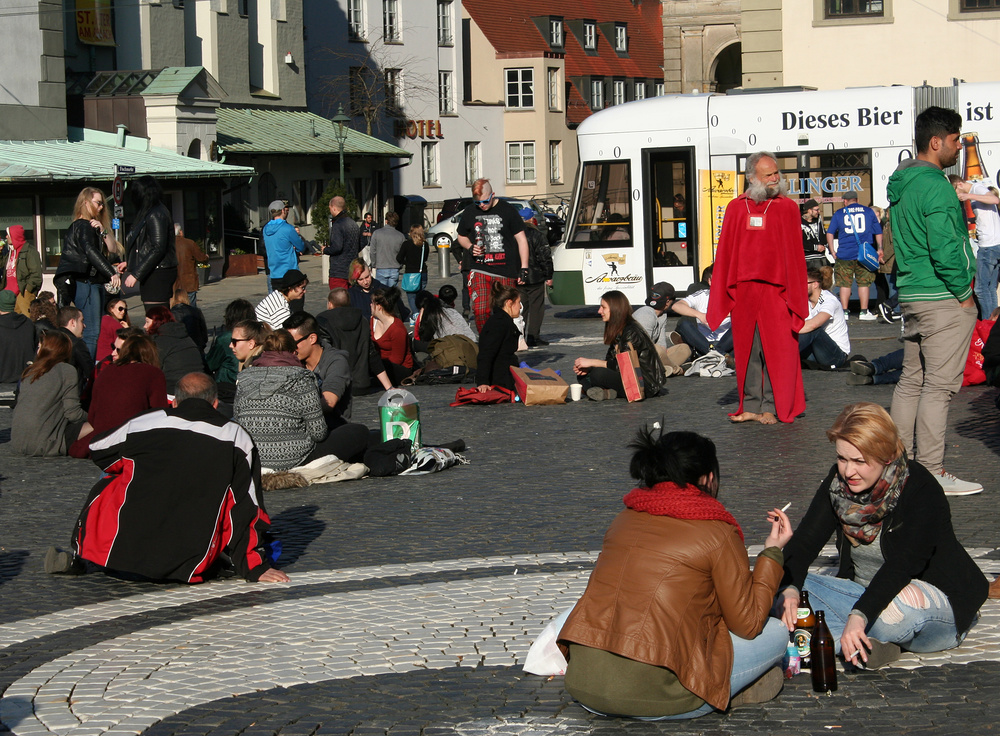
[
  {"left": 462, "top": 0, "right": 665, "bottom": 205},
  {"left": 662, "top": 0, "right": 742, "bottom": 95},
  {"left": 303, "top": 0, "right": 505, "bottom": 214},
  {"left": 742, "top": 0, "right": 1000, "bottom": 89}
]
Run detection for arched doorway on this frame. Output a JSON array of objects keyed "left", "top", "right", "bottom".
[
  {"left": 187, "top": 138, "right": 202, "bottom": 159},
  {"left": 712, "top": 43, "right": 742, "bottom": 94}
]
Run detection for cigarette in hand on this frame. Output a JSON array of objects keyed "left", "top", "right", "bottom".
[{"left": 780, "top": 502, "right": 791, "bottom": 513}]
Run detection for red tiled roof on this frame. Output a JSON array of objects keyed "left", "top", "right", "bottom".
[
  {"left": 463, "top": 0, "right": 664, "bottom": 81},
  {"left": 566, "top": 83, "right": 592, "bottom": 126}
]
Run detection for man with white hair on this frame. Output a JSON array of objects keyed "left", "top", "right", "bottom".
[{"left": 707, "top": 152, "right": 809, "bottom": 424}]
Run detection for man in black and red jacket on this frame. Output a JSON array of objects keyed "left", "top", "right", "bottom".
[{"left": 47, "top": 372, "right": 288, "bottom": 584}]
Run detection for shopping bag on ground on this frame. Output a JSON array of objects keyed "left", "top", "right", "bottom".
[
  {"left": 523, "top": 604, "right": 576, "bottom": 676},
  {"left": 615, "top": 342, "right": 644, "bottom": 402},
  {"left": 379, "top": 389, "right": 421, "bottom": 448},
  {"left": 510, "top": 366, "right": 569, "bottom": 405}
]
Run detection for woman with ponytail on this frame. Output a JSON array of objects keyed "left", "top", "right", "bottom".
[
  {"left": 475, "top": 280, "right": 521, "bottom": 392},
  {"left": 557, "top": 428, "right": 792, "bottom": 719}
]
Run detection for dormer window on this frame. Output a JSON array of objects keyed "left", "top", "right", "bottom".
[
  {"left": 615, "top": 24, "right": 627, "bottom": 52},
  {"left": 550, "top": 17, "right": 564, "bottom": 48},
  {"left": 583, "top": 21, "right": 596, "bottom": 50}
]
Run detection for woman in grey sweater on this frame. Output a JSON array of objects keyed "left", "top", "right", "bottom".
[
  {"left": 12, "top": 331, "right": 92, "bottom": 456},
  {"left": 234, "top": 331, "right": 368, "bottom": 471}
]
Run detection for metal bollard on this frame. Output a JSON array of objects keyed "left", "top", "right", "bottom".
[{"left": 437, "top": 244, "right": 451, "bottom": 278}]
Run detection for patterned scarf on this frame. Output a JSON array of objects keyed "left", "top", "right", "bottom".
[
  {"left": 623, "top": 481, "right": 744, "bottom": 542},
  {"left": 829, "top": 453, "right": 908, "bottom": 544}
]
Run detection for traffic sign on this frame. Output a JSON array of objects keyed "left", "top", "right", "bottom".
[
  {"left": 111, "top": 218, "right": 120, "bottom": 230},
  {"left": 113, "top": 205, "right": 124, "bottom": 218},
  {"left": 115, "top": 165, "right": 135, "bottom": 175},
  {"left": 112, "top": 176, "right": 124, "bottom": 205}
]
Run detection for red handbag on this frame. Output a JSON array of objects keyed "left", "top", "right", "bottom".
[{"left": 450, "top": 386, "right": 515, "bottom": 406}]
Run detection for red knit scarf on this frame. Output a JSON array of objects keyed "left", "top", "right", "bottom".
[{"left": 623, "top": 482, "right": 744, "bottom": 542}]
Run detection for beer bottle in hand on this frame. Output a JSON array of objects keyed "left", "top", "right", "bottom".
[
  {"left": 793, "top": 590, "right": 816, "bottom": 669},
  {"left": 810, "top": 610, "right": 838, "bottom": 693}
]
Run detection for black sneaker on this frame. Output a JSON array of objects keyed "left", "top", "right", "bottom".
[
  {"left": 878, "top": 302, "right": 900, "bottom": 323},
  {"left": 533, "top": 336, "right": 550, "bottom": 346},
  {"left": 44, "top": 546, "right": 85, "bottom": 575},
  {"left": 851, "top": 360, "right": 876, "bottom": 376},
  {"left": 586, "top": 387, "right": 617, "bottom": 401}
]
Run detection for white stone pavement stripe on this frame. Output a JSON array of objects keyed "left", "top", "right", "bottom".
[
  {"left": 3, "top": 547, "right": 996, "bottom": 651},
  {"left": 2, "top": 561, "right": 1000, "bottom": 736},
  {"left": 0, "top": 552, "right": 597, "bottom": 650}
]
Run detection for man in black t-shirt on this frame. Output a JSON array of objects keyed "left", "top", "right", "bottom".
[{"left": 456, "top": 178, "right": 529, "bottom": 332}]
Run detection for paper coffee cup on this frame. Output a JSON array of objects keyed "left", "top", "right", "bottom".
[{"left": 570, "top": 383, "right": 583, "bottom": 401}]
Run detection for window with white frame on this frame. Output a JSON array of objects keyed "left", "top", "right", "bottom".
[
  {"left": 507, "top": 142, "right": 536, "bottom": 184},
  {"left": 655, "top": 82, "right": 665, "bottom": 97},
  {"left": 505, "top": 68, "right": 534, "bottom": 108},
  {"left": 547, "top": 67, "right": 560, "bottom": 110},
  {"left": 615, "top": 24, "right": 627, "bottom": 51},
  {"left": 347, "top": 0, "right": 363, "bottom": 38},
  {"left": 422, "top": 142, "right": 439, "bottom": 186},
  {"left": 438, "top": 71, "right": 454, "bottom": 114},
  {"left": 383, "top": 0, "right": 400, "bottom": 41},
  {"left": 549, "top": 141, "right": 561, "bottom": 183},
  {"left": 549, "top": 17, "right": 563, "bottom": 47},
  {"left": 465, "top": 142, "right": 481, "bottom": 185},
  {"left": 437, "top": 0, "right": 453, "bottom": 45},
  {"left": 612, "top": 80, "right": 625, "bottom": 106},
  {"left": 635, "top": 81, "right": 646, "bottom": 100},
  {"left": 384, "top": 68, "right": 403, "bottom": 113},
  {"left": 583, "top": 21, "right": 596, "bottom": 49},
  {"left": 591, "top": 79, "right": 604, "bottom": 110}
]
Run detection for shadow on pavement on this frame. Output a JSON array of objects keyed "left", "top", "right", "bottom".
[{"left": 269, "top": 505, "right": 325, "bottom": 567}]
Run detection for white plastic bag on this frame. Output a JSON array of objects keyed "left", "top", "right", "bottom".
[{"left": 523, "top": 604, "right": 575, "bottom": 676}]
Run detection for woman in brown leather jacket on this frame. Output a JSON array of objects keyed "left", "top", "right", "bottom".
[{"left": 558, "top": 428, "right": 792, "bottom": 719}]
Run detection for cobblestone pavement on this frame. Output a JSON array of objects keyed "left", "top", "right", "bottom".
[{"left": 2, "top": 257, "right": 1000, "bottom": 735}]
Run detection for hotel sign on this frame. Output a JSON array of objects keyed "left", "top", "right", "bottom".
[
  {"left": 76, "top": 0, "right": 115, "bottom": 46},
  {"left": 394, "top": 119, "right": 445, "bottom": 139}
]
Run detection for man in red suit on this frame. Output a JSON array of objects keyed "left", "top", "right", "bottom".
[{"left": 707, "top": 152, "right": 809, "bottom": 424}]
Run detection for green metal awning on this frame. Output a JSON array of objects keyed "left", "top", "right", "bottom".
[
  {"left": 0, "top": 127, "right": 253, "bottom": 183},
  {"left": 217, "top": 107, "right": 411, "bottom": 157}
]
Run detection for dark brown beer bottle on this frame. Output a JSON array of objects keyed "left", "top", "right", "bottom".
[
  {"left": 810, "top": 610, "right": 838, "bottom": 693},
  {"left": 962, "top": 133, "right": 989, "bottom": 239},
  {"left": 793, "top": 590, "right": 816, "bottom": 669}
]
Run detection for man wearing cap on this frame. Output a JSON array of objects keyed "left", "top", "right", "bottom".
[
  {"left": 455, "top": 178, "right": 529, "bottom": 332},
  {"left": 826, "top": 190, "right": 882, "bottom": 320},
  {"left": 672, "top": 265, "right": 734, "bottom": 362},
  {"left": 633, "top": 281, "right": 690, "bottom": 376},
  {"left": 517, "top": 207, "right": 553, "bottom": 347},
  {"left": 800, "top": 199, "right": 827, "bottom": 268},
  {"left": 263, "top": 200, "right": 307, "bottom": 292},
  {"left": 255, "top": 269, "right": 308, "bottom": 330}
]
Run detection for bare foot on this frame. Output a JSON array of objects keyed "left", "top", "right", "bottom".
[
  {"left": 758, "top": 412, "right": 778, "bottom": 425},
  {"left": 730, "top": 412, "right": 761, "bottom": 423}
]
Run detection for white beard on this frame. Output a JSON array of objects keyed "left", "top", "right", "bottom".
[{"left": 748, "top": 177, "right": 789, "bottom": 203}]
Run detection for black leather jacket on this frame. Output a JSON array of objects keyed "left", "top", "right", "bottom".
[
  {"left": 605, "top": 321, "right": 667, "bottom": 398},
  {"left": 126, "top": 204, "right": 177, "bottom": 281},
  {"left": 56, "top": 219, "right": 117, "bottom": 282}
]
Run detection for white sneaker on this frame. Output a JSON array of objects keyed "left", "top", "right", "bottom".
[
  {"left": 843, "top": 312, "right": 850, "bottom": 322},
  {"left": 859, "top": 310, "right": 878, "bottom": 321},
  {"left": 935, "top": 469, "right": 983, "bottom": 496}
]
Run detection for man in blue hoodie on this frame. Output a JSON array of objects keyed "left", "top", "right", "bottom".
[
  {"left": 263, "top": 200, "right": 307, "bottom": 291},
  {"left": 886, "top": 106, "right": 981, "bottom": 496}
]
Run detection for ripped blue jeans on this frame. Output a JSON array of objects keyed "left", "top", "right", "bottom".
[{"left": 801, "top": 573, "right": 968, "bottom": 653}]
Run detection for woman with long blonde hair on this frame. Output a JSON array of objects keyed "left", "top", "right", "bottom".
[
  {"left": 396, "top": 223, "right": 430, "bottom": 317},
  {"left": 54, "top": 187, "right": 125, "bottom": 357}
]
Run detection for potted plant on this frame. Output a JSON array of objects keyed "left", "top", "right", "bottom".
[
  {"left": 226, "top": 247, "right": 259, "bottom": 277},
  {"left": 196, "top": 262, "right": 211, "bottom": 286}
]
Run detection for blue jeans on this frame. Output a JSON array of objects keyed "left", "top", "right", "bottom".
[
  {"left": 584, "top": 618, "right": 789, "bottom": 720},
  {"left": 676, "top": 318, "right": 733, "bottom": 357},
  {"left": 976, "top": 245, "right": 1000, "bottom": 318},
  {"left": 798, "top": 329, "right": 848, "bottom": 369},
  {"left": 74, "top": 280, "right": 103, "bottom": 359},
  {"left": 405, "top": 272, "right": 428, "bottom": 316},
  {"left": 872, "top": 349, "right": 903, "bottom": 385},
  {"left": 376, "top": 268, "right": 400, "bottom": 288},
  {"left": 801, "top": 573, "right": 966, "bottom": 654}
]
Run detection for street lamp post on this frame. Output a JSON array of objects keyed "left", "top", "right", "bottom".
[{"left": 332, "top": 105, "right": 351, "bottom": 186}]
